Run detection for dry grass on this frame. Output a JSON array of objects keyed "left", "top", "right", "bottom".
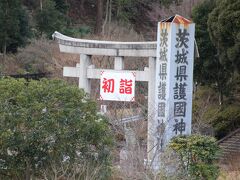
[
  {"left": 0, "top": 37, "right": 80, "bottom": 85},
  {"left": 218, "top": 171, "right": 240, "bottom": 180},
  {"left": 218, "top": 154, "right": 240, "bottom": 180},
  {"left": 0, "top": 54, "right": 22, "bottom": 74}
]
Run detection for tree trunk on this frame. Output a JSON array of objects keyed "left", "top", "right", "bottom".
[
  {"left": 95, "top": 0, "right": 103, "bottom": 34},
  {"left": 102, "top": 0, "right": 109, "bottom": 35},
  {"left": 107, "top": 0, "right": 112, "bottom": 35},
  {"left": 80, "top": 0, "right": 86, "bottom": 16},
  {"left": 65, "top": 0, "right": 69, "bottom": 17},
  {"left": 217, "top": 80, "right": 223, "bottom": 106},
  {"left": 219, "top": 88, "right": 223, "bottom": 106},
  {"left": 3, "top": 41, "right": 6, "bottom": 68},
  {"left": 25, "top": 160, "right": 31, "bottom": 180},
  {"left": 40, "top": 0, "right": 43, "bottom": 11},
  {"left": 108, "top": 0, "right": 112, "bottom": 24}
]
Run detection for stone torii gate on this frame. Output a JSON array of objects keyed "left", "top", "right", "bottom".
[
  {"left": 52, "top": 17, "right": 198, "bottom": 169},
  {"left": 53, "top": 31, "right": 158, "bottom": 165}
]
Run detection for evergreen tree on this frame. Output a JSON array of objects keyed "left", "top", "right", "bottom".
[
  {"left": 192, "top": 0, "right": 234, "bottom": 104},
  {"left": 52, "top": 0, "right": 69, "bottom": 14},
  {"left": 192, "top": 0, "right": 217, "bottom": 84},
  {"left": 208, "top": 0, "right": 240, "bottom": 73},
  {"left": 0, "top": 0, "right": 30, "bottom": 56},
  {"left": 0, "top": 78, "right": 112, "bottom": 179},
  {"left": 35, "top": 0, "right": 67, "bottom": 38},
  {"left": 206, "top": 0, "right": 240, "bottom": 104},
  {"left": 22, "top": 0, "right": 39, "bottom": 10}
]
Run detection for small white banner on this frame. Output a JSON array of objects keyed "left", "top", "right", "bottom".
[{"left": 100, "top": 71, "right": 135, "bottom": 101}]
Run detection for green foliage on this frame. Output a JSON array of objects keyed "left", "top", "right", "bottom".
[
  {"left": 192, "top": 0, "right": 240, "bottom": 135},
  {"left": 210, "top": 105, "right": 240, "bottom": 139},
  {"left": 192, "top": 0, "right": 238, "bottom": 104},
  {"left": 0, "top": 78, "right": 113, "bottom": 179},
  {"left": 208, "top": 0, "right": 240, "bottom": 73},
  {"left": 52, "top": 0, "right": 69, "bottom": 14},
  {"left": 18, "top": 7, "right": 31, "bottom": 47},
  {"left": 35, "top": 0, "right": 67, "bottom": 38},
  {"left": 192, "top": 0, "right": 217, "bottom": 84},
  {"left": 22, "top": 0, "right": 39, "bottom": 10},
  {"left": 114, "top": 0, "right": 133, "bottom": 22},
  {"left": 62, "top": 25, "right": 91, "bottom": 38},
  {"left": 169, "top": 135, "right": 220, "bottom": 180},
  {"left": 192, "top": 85, "right": 240, "bottom": 139},
  {"left": 0, "top": 0, "right": 30, "bottom": 53}
]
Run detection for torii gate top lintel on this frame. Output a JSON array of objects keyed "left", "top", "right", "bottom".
[{"left": 52, "top": 31, "right": 157, "bottom": 57}]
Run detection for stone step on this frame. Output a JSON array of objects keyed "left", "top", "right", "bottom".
[
  {"left": 221, "top": 148, "right": 240, "bottom": 153},
  {"left": 232, "top": 133, "right": 240, "bottom": 137},
  {"left": 220, "top": 145, "right": 240, "bottom": 150},
  {"left": 221, "top": 138, "right": 239, "bottom": 142},
  {"left": 218, "top": 154, "right": 238, "bottom": 161},
  {"left": 220, "top": 148, "right": 240, "bottom": 153},
  {"left": 228, "top": 135, "right": 240, "bottom": 140},
  {"left": 225, "top": 134, "right": 240, "bottom": 140},
  {"left": 220, "top": 143, "right": 240, "bottom": 148},
  {"left": 217, "top": 129, "right": 240, "bottom": 165},
  {"left": 220, "top": 146, "right": 240, "bottom": 149},
  {"left": 219, "top": 157, "right": 236, "bottom": 164},
  {"left": 219, "top": 151, "right": 240, "bottom": 158},
  {"left": 221, "top": 144, "right": 240, "bottom": 149},
  {"left": 228, "top": 136, "right": 240, "bottom": 141},
  {"left": 218, "top": 152, "right": 239, "bottom": 160},
  {"left": 220, "top": 139, "right": 240, "bottom": 145}
]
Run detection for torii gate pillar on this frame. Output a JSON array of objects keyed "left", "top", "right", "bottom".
[
  {"left": 114, "top": 56, "right": 124, "bottom": 70},
  {"left": 79, "top": 54, "right": 91, "bottom": 94},
  {"left": 147, "top": 57, "right": 156, "bottom": 164},
  {"left": 63, "top": 54, "right": 91, "bottom": 94}
]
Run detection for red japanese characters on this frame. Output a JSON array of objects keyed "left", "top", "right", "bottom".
[{"left": 100, "top": 71, "right": 135, "bottom": 101}]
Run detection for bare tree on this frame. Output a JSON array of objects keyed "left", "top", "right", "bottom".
[
  {"left": 80, "top": 0, "right": 86, "bottom": 16},
  {"left": 95, "top": 0, "right": 104, "bottom": 34},
  {"left": 40, "top": 0, "right": 43, "bottom": 10}
]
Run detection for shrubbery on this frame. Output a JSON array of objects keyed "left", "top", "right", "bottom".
[
  {"left": 169, "top": 135, "right": 221, "bottom": 180},
  {"left": 0, "top": 78, "right": 113, "bottom": 179},
  {"left": 210, "top": 106, "right": 240, "bottom": 139}
]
